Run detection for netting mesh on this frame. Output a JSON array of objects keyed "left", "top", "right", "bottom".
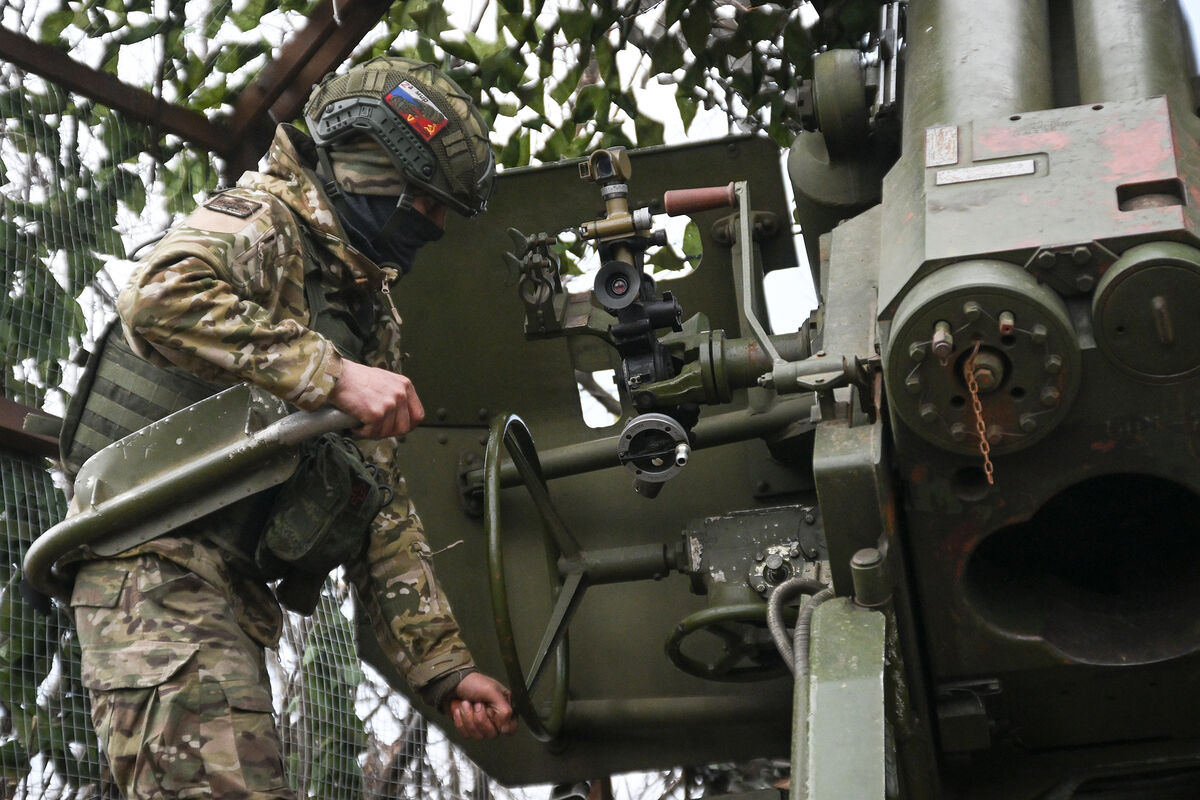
[{"left": 0, "top": 3, "right": 500, "bottom": 798}]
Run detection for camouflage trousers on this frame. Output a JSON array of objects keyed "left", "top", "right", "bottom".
[{"left": 71, "top": 554, "right": 294, "bottom": 800}]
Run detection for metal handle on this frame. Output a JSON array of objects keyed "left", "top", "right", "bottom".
[{"left": 24, "top": 406, "right": 356, "bottom": 598}]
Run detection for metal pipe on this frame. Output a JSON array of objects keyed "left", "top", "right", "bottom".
[
  {"left": 562, "top": 542, "right": 680, "bottom": 586},
  {"left": 563, "top": 694, "right": 788, "bottom": 731},
  {"left": 24, "top": 407, "right": 355, "bottom": 596},
  {"left": 1073, "top": 0, "right": 1196, "bottom": 113},
  {"left": 476, "top": 396, "right": 816, "bottom": 489},
  {"left": 903, "top": 0, "right": 1054, "bottom": 147}
]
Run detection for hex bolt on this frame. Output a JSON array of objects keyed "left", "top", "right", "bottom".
[
  {"left": 1075, "top": 273, "right": 1096, "bottom": 292},
  {"left": 966, "top": 349, "right": 1005, "bottom": 393},
  {"left": 986, "top": 425, "right": 1004, "bottom": 444},
  {"left": 950, "top": 422, "right": 967, "bottom": 441},
  {"left": 755, "top": 551, "right": 765, "bottom": 562},
  {"left": 1044, "top": 353, "right": 1064, "bottom": 373},
  {"left": 998, "top": 311, "right": 1015, "bottom": 335},
  {"left": 919, "top": 403, "right": 939, "bottom": 424},
  {"left": 1040, "top": 386, "right": 1062, "bottom": 407},
  {"left": 963, "top": 301, "right": 982, "bottom": 320},
  {"left": 905, "top": 373, "right": 922, "bottom": 394},
  {"left": 909, "top": 341, "right": 927, "bottom": 361},
  {"left": 804, "top": 511, "right": 816, "bottom": 525},
  {"left": 1072, "top": 246, "right": 1092, "bottom": 265},
  {"left": 1030, "top": 324, "right": 1048, "bottom": 344},
  {"left": 1019, "top": 414, "right": 1038, "bottom": 432},
  {"left": 1035, "top": 250, "right": 1057, "bottom": 270},
  {"left": 932, "top": 321, "right": 954, "bottom": 360}
]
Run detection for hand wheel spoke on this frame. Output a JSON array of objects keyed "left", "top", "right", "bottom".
[{"left": 526, "top": 570, "right": 586, "bottom": 692}]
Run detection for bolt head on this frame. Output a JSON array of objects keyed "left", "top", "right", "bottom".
[
  {"left": 919, "top": 403, "right": 938, "bottom": 423},
  {"left": 905, "top": 373, "right": 922, "bottom": 394},
  {"left": 1035, "top": 250, "right": 1058, "bottom": 269},
  {"left": 1044, "top": 354, "right": 1064, "bottom": 373},
  {"left": 1030, "top": 324, "right": 1048, "bottom": 344},
  {"left": 1040, "top": 386, "right": 1062, "bottom": 407},
  {"left": 1072, "top": 246, "right": 1092, "bottom": 265},
  {"left": 908, "top": 342, "right": 927, "bottom": 361},
  {"left": 1019, "top": 413, "right": 1038, "bottom": 432},
  {"left": 973, "top": 365, "right": 1000, "bottom": 391},
  {"left": 950, "top": 422, "right": 967, "bottom": 441},
  {"left": 1075, "top": 273, "right": 1096, "bottom": 292},
  {"left": 963, "top": 301, "right": 982, "bottom": 320}
]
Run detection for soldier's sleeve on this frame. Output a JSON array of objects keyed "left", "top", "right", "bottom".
[
  {"left": 346, "top": 438, "right": 476, "bottom": 701},
  {"left": 116, "top": 195, "right": 341, "bottom": 411}
]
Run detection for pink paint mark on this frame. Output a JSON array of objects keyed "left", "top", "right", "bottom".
[
  {"left": 976, "top": 127, "right": 1071, "bottom": 159},
  {"left": 1091, "top": 440, "right": 1117, "bottom": 453},
  {"left": 1101, "top": 118, "right": 1173, "bottom": 182}
]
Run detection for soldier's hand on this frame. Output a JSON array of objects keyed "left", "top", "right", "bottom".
[
  {"left": 328, "top": 359, "right": 425, "bottom": 438},
  {"left": 447, "top": 673, "right": 518, "bottom": 739}
]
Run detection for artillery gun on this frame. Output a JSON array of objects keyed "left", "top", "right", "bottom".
[
  {"left": 384, "top": 0, "right": 1200, "bottom": 797},
  {"left": 25, "top": 0, "right": 1200, "bottom": 797}
]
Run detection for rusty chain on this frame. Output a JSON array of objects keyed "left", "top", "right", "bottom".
[{"left": 964, "top": 341, "right": 995, "bottom": 485}]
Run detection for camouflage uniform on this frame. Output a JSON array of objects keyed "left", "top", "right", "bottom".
[{"left": 70, "top": 124, "right": 474, "bottom": 800}]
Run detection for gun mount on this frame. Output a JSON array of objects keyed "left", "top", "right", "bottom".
[{"left": 370, "top": 1, "right": 1200, "bottom": 797}]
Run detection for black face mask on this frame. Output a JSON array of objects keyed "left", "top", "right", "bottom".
[{"left": 336, "top": 192, "right": 445, "bottom": 274}]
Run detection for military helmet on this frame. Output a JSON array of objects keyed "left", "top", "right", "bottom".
[{"left": 304, "top": 57, "right": 495, "bottom": 217}]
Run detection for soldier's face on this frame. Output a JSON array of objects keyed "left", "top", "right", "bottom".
[{"left": 410, "top": 194, "right": 448, "bottom": 230}]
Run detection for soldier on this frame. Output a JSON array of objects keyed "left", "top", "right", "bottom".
[{"left": 67, "top": 57, "right": 516, "bottom": 800}]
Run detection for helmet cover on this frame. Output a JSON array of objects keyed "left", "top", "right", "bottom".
[{"left": 304, "top": 57, "right": 495, "bottom": 216}]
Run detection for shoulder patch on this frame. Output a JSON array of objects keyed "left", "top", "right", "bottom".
[{"left": 205, "top": 194, "right": 263, "bottom": 218}]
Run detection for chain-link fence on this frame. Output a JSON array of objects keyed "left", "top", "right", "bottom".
[{"left": 0, "top": 2, "right": 500, "bottom": 797}]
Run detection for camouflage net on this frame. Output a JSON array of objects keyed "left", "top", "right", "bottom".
[{"left": 0, "top": 3, "right": 501, "bottom": 798}]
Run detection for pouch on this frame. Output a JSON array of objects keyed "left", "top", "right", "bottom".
[{"left": 256, "top": 433, "right": 388, "bottom": 614}]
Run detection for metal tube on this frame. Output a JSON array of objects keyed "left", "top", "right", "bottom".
[
  {"left": 1073, "top": 0, "right": 1196, "bottom": 112},
  {"left": 564, "top": 695, "right": 787, "bottom": 731},
  {"left": 565, "top": 542, "right": 679, "bottom": 585},
  {"left": 477, "top": 396, "right": 816, "bottom": 489},
  {"left": 903, "top": 0, "right": 1054, "bottom": 147}
]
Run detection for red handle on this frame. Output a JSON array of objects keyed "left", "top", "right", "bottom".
[{"left": 663, "top": 182, "right": 736, "bottom": 216}]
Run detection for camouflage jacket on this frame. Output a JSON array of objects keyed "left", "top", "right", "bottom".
[{"left": 111, "top": 124, "right": 474, "bottom": 695}]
